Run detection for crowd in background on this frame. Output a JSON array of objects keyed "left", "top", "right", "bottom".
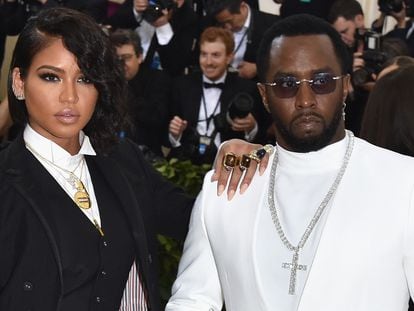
[
  {"left": 1, "top": 0, "right": 414, "bottom": 166},
  {"left": 2, "top": 1, "right": 414, "bottom": 310}
]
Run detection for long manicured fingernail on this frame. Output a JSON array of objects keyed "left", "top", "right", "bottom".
[
  {"left": 259, "top": 166, "right": 265, "bottom": 175},
  {"left": 240, "top": 183, "right": 248, "bottom": 194},
  {"left": 228, "top": 189, "right": 235, "bottom": 201},
  {"left": 217, "top": 184, "right": 225, "bottom": 196}
]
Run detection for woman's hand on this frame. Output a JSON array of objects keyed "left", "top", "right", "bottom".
[{"left": 211, "top": 139, "right": 271, "bottom": 200}]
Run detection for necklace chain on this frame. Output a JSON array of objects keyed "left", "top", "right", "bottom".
[
  {"left": 268, "top": 131, "right": 354, "bottom": 294},
  {"left": 25, "top": 143, "right": 104, "bottom": 236},
  {"left": 25, "top": 143, "right": 91, "bottom": 208}
]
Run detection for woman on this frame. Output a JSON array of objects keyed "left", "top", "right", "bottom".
[
  {"left": 0, "top": 7, "right": 266, "bottom": 310},
  {"left": 359, "top": 63, "right": 414, "bottom": 311},
  {"left": 1, "top": 7, "right": 193, "bottom": 311},
  {"left": 360, "top": 65, "right": 414, "bottom": 156}
]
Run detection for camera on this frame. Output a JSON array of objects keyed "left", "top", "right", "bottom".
[
  {"left": 352, "top": 50, "right": 388, "bottom": 87},
  {"left": 214, "top": 92, "right": 254, "bottom": 132},
  {"left": 172, "top": 93, "right": 254, "bottom": 164},
  {"left": 378, "top": 0, "right": 414, "bottom": 16},
  {"left": 142, "top": 0, "right": 176, "bottom": 23},
  {"left": 352, "top": 29, "right": 388, "bottom": 87},
  {"left": 378, "top": 0, "right": 404, "bottom": 14}
]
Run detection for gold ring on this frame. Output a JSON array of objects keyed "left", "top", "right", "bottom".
[
  {"left": 250, "top": 144, "right": 274, "bottom": 161},
  {"left": 239, "top": 154, "right": 252, "bottom": 171},
  {"left": 222, "top": 152, "right": 238, "bottom": 171},
  {"left": 248, "top": 153, "right": 261, "bottom": 163}
]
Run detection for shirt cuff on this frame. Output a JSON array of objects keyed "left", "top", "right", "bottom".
[
  {"left": 156, "top": 22, "right": 173, "bottom": 45},
  {"left": 169, "top": 133, "right": 182, "bottom": 147},
  {"left": 244, "top": 122, "right": 258, "bottom": 142}
]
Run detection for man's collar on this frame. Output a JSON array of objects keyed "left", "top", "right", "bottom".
[{"left": 244, "top": 4, "right": 251, "bottom": 30}]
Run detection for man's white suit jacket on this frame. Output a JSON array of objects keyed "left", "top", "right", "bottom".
[{"left": 166, "top": 137, "right": 414, "bottom": 311}]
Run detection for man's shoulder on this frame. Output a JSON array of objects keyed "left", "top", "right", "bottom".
[
  {"left": 224, "top": 72, "right": 256, "bottom": 90},
  {"left": 354, "top": 137, "right": 414, "bottom": 170},
  {"left": 252, "top": 9, "right": 280, "bottom": 27},
  {"left": 173, "top": 72, "right": 201, "bottom": 86}
]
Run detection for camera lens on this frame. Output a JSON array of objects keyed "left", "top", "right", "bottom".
[{"left": 228, "top": 93, "right": 254, "bottom": 119}]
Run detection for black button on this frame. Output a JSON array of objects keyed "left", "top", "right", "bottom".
[
  {"left": 96, "top": 296, "right": 101, "bottom": 303},
  {"left": 23, "top": 281, "right": 33, "bottom": 291},
  {"left": 101, "top": 270, "right": 107, "bottom": 275},
  {"left": 103, "top": 241, "right": 108, "bottom": 247}
]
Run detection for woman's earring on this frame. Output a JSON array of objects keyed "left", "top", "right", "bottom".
[{"left": 12, "top": 85, "right": 25, "bottom": 100}]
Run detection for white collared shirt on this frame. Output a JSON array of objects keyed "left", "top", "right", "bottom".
[
  {"left": 231, "top": 4, "right": 251, "bottom": 69},
  {"left": 24, "top": 124, "right": 147, "bottom": 311},
  {"left": 133, "top": 8, "right": 174, "bottom": 60},
  {"left": 197, "top": 74, "right": 226, "bottom": 147},
  {"left": 23, "top": 124, "right": 101, "bottom": 227}
]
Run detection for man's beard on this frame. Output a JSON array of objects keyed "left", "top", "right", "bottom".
[{"left": 272, "top": 103, "right": 343, "bottom": 153}]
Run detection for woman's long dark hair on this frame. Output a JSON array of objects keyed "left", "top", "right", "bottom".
[
  {"left": 8, "top": 7, "right": 127, "bottom": 153},
  {"left": 360, "top": 65, "right": 414, "bottom": 156}
]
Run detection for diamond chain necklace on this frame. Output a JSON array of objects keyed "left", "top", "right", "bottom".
[{"left": 268, "top": 131, "right": 354, "bottom": 295}]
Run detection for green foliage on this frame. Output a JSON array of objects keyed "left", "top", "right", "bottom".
[
  {"left": 153, "top": 158, "right": 212, "bottom": 305},
  {"left": 154, "top": 158, "right": 212, "bottom": 197}
]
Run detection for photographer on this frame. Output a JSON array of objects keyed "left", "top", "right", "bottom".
[
  {"left": 110, "top": 28, "right": 171, "bottom": 161},
  {"left": 376, "top": 0, "right": 414, "bottom": 57},
  {"left": 167, "top": 27, "right": 266, "bottom": 164},
  {"left": 107, "top": 0, "right": 198, "bottom": 76}
]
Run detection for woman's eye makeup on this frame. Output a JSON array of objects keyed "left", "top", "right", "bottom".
[{"left": 39, "top": 72, "right": 60, "bottom": 82}]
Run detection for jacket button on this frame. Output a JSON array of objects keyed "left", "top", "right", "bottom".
[
  {"left": 148, "top": 254, "right": 152, "bottom": 264},
  {"left": 96, "top": 296, "right": 101, "bottom": 303},
  {"left": 23, "top": 281, "right": 33, "bottom": 291}
]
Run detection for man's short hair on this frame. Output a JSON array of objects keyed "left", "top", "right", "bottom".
[
  {"left": 257, "top": 14, "right": 352, "bottom": 81},
  {"left": 206, "top": 0, "right": 243, "bottom": 17},
  {"left": 199, "top": 27, "right": 235, "bottom": 55},
  {"left": 109, "top": 28, "right": 143, "bottom": 56},
  {"left": 327, "top": 0, "right": 364, "bottom": 24}
]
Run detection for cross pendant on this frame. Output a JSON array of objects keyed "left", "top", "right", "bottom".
[{"left": 282, "top": 250, "right": 307, "bottom": 295}]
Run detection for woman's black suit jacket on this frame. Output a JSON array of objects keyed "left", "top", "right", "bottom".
[{"left": 0, "top": 135, "right": 194, "bottom": 310}]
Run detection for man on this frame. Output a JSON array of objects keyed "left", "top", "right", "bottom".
[
  {"left": 166, "top": 14, "right": 414, "bottom": 310},
  {"left": 168, "top": 26, "right": 266, "bottom": 164},
  {"left": 379, "top": 0, "right": 414, "bottom": 57},
  {"left": 205, "top": 0, "right": 279, "bottom": 79},
  {"left": 110, "top": 28, "right": 171, "bottom": 159},
  {"left": 107, "top": 0, "right": 198, "bottom": 76},
  {"left": 327, "top": 0, "right": 365, "bottom": 49},
  {"left": 327, "top": 0, "right": 368, "bottom": 136}
]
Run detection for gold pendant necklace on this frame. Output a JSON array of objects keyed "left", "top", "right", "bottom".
[
  {"left": 72, "top": 173, "right": 91, "bottom": 209},
  {"left": 26, "top": 143, "right": 103, "bottom": 235}
]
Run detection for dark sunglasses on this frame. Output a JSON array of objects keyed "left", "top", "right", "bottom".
[{"left": 259, "top": 73, "right": 345, "bottom": 98}]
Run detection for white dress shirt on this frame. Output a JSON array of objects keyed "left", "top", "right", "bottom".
[{"left": 231, "top": 5, "right": 251, "bottom": 69}]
